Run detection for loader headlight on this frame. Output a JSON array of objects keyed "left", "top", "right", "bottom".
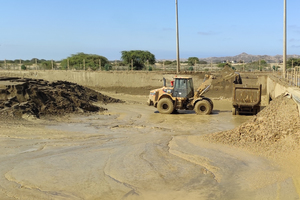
[{"left": 163, "top": 89, "right": 172, "bottom": 93}]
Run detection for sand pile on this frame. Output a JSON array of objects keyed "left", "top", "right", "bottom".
[
  {"left": 0, "top": 77, "right": 123, "bottom": 118},
  {"left": 205, "top": 94, "right": 300, "bottom": 154}
]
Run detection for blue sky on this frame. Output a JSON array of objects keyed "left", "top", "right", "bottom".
[{"left": 0, "top": 0, "right": 299, "bottom": 61}]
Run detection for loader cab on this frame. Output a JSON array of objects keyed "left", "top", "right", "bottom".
[{"left": 173, "top": 77, "right": 194, "bottom": 98}]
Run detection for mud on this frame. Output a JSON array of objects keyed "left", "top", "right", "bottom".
[
  {"left": 0, "top": 89, "right": 299, "bottom": 200},
  {"left": 204, "top": 94, "right": 300, "bottom": 154},
  {"left": 0, "top": 77, "right": 123, "bottom": 118},
  {"left": 204, "top": 94, "right": 300, "bottom": 198}
]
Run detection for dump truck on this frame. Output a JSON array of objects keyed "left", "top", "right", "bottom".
[
  {"left": 232, "top": 84, "right": 262, "bottom": 115},
  {"left": 147, "top": 75, "right": 214, "bottom": 115}
]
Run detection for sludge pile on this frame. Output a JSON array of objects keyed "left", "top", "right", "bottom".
[
  {"left": 205, "top": 94, "right": 300, "bottom": 153},
  {"left": 0, "top": 77, "right": 123, "bottom": 118}
]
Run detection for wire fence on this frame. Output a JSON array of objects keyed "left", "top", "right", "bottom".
[
  {"left": 0, "top": 63, "right": 222, "bottom": 72},
  {"left": 0, "top": 62, "right": 282, "bottom": 73},
  {"left": 277, "top": 67, "right": 300, "bottom": 87}
]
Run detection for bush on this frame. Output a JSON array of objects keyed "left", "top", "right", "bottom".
[
  {"left": 21, "top": 65, "right": 27, "bottom": 70},
  {"left": 104, "top": 63, "right": 112, "bottom": 71},
  {"left": 188, "top": 66, "right": 194, "bottom": 71},
  {"left": 148, "top": 66, "right": 153, "bottom": 71},
  {"left": 272, "top": 65, "right": 279, "bottom": 71},
  {"left": 218, "top": 63, "right": 232, "bottom": 68}
]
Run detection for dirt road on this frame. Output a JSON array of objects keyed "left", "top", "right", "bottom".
[{"left": 0, "top": 92, "right": 298, "bottom": 200}]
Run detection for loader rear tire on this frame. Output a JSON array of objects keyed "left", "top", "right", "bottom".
[
  {"left": 194, "top": 100, "right": 212, "bottom": 115},
  {"left": 157, "top": 98, "right": 174, "bottom": 114}
]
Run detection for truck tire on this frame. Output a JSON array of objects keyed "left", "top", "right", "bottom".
[
  {"left": 194, "top": 100, "right": 212, "bottom": 115},
  {"left": 157, "top": 98, "right": 174, "bottom": 114},
  {"left": 256, "top": 107, "right": 260, "bottom": 115},
  {"left": 232, "top": 107, "right": 236, "bottom": 115}
]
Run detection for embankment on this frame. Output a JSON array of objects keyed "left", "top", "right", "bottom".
[{"left": 0, "top": 70, "right": 267, "bottom": 98}]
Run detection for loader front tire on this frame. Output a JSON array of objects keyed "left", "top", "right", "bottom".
[
  {"left": 194, "top": 100, "right": 212, "bottom": 115},
  {"left": 157, "top": 98, "right": 174, "bottom": 114}
]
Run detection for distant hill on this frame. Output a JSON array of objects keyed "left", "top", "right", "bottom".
[
  {"left": 158, "top": 53, "right": 300, "bottom": 63},
  {"left": 201, "top": 52, "right": 300, "bottom": 63}
]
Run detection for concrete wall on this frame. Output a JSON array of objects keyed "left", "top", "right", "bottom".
[
  {"left": 267, "top": 76, "right": 289, "bottom": 100},
  {"left": 0, "top": 70, "right": 208, "bottom": 88},
  {"left": 267, "top": 76, "right": 300, "bottom": 114},
  {"left": 0, "top": 70, "right": 284, "bottom": 101}
]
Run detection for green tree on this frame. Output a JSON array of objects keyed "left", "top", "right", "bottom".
[
  {"left": 104, "top": 63, "right": 112, "bottom": 71},
  {"left": 187, "top": 57, "right": 199, "bottom": 66},
  {"left": 121, "top": 50, "right": 155, "bottom": 70},
  {"left": 60, "top": 53, "right": 108, "bottom": 70},
  {"left": 287, "top": 58, "right": 300, "bottom": 68},
  {"left": 21, "top": 65, "right": 27, "bottom": 70},
  {"left": 41, "top": 61, "right": 57, "bottom": 70},
  {"left": 188, "top": 66, "right": 194, "bottom": 71},
  {"left": 163, "top": 60, "right": 176, "bottom": 65},
  {"left": 272, "top": 65, "right": 279, "bottom": 71},
  {"left": 260, "top": 60, "right": 267, "bottom": 65},
  {"left": 30, "top": 58, "right": 39, "bottom": 64},
  {"left": 217, "top": 63, "right": 232, "bottom": 68}
]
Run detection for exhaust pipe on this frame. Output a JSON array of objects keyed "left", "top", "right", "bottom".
[{"left": 163, "top": 77, "right": 166, "bottom": 87}]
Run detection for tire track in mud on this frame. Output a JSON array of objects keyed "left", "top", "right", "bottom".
[
  {"left": 2, "top": 92, "right": 296, "bottom": 199},
  {"left": 103, "top": 157, "right": 140, "bottom": 199},
  {"left": 0, "top": 130, "right": 119, "bottom": 200},
  {"left": 168, "top": 136, "right": 221, "bottom": 183}
]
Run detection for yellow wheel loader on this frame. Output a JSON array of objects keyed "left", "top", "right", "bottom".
[{"left": 147, "top": 75, "right": 214, "bottom": 115}]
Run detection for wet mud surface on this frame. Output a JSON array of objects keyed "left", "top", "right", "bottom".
[{"left": 0, "top": 91, "right": 299, "bottom": 199}]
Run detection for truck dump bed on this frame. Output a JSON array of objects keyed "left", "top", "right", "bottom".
[{"left": 232, "top": 84, "right": 262, "bottom": 115}]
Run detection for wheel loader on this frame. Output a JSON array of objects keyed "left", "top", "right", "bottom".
[{"left": 147, "top": 75, "right": 214, "bottom": 115}]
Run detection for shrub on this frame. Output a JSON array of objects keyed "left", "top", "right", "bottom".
[
  {"left": 104, "top": 63, "right": 112, "bottom": 71},
  {"left": 21, "top": 65, "right": 27, "bottom": 70},
  {"left": 188, "top": 66, "right": 194, "bottom": 71}
]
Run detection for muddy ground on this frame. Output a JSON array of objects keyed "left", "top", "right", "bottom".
[{"left": 0, "top": 81, "right": 299, "bottom": 199}]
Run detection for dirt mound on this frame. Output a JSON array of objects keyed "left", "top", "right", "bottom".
[
  {"left": 204, "top": 94, "right": 300, "bottom": 154},
  {"left": 0, "top": 77, "right": 123, "bottom": 118}
]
